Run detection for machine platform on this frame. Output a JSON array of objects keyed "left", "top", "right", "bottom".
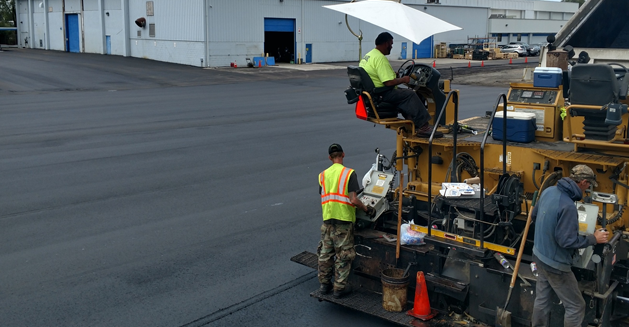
[{"left": 292, "top": 250, "right": 490, "bottom": 327}]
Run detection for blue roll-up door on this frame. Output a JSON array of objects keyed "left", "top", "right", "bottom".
[
  {"left": 412, "top": 36, "right": 433, "bottom": 59},
  {"left": 264, "top": 18, "right": 295, "bottom": 32},
  {"left": 65, "top": 14, "right": 79, "bottom": 53}
]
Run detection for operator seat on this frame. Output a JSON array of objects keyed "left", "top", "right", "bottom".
[
  {"left": 569, "top": 64, "right": 628, "bottom": 141},
  {"left": 346, "top": 66, "right": 398, "bottom": 119},
  {"left": 569, "top": 64, "right": 620, "bottom": 106}
]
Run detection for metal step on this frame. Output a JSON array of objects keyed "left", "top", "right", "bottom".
[
  {"left": 310, "top": 287, "right": 488, "bottom": 327},
  {"left": 290, "top": 251, "right": 318, "bottom": 269}
]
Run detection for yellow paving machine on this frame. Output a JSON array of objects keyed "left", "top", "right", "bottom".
[
  {"left": 293, "top": 60, "right": 629, "bottom": 327},
  {"left": 292, "top": 1, "right": 629, "bottom": 326}
]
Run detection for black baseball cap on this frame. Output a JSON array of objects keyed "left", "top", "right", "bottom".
[{"left": 328, "top": 143, "right": 344, "bottom": 155}]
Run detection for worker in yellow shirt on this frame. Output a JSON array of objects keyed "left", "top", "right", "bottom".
[{"left": 360, "top": 32, "right": 442, "bottom": 138}]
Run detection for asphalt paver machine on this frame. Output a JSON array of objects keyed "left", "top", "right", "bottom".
[{"left": 292, "top": 60, "right": 629, "bottom": 326}]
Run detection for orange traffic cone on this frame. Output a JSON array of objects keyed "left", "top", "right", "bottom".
[
  {"left": 509, "top": 58, "right": 513, "bottom": 64},
  {"left": 234, "top": 60, "right": 238, "bottom": 68},
  {"left": 407, "top": 271, "right": 437, "bottom": 321},
  {"left": 525, "top": 56, "right": 528, "bottom": 63},
  {"left": 481, "top": 60, "right": 484, "bottom": 67},
  {"left": 432, "top": 60, "right": 436, "bottom": 68},
  {"left": 467, "top": 61, "right": 471, "bottom": 68},
  {"left": 258, "top": 60, "right": 262, "bottom": 68}
]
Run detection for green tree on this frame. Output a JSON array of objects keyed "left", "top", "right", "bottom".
[
  {"left": 0, "top": 0, "right": 17, "bottom": 45},
  {"left": 0, "top": 0, "right": 16, "bottom": 27}
]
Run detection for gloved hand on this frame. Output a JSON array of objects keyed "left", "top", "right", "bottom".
[{"left": 366, "top": 206, "right": 377, "bottom": 218}]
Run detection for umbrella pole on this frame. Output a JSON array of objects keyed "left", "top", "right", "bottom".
[{"left": 344, "top": 14, "right": 363, "bottom": 61}]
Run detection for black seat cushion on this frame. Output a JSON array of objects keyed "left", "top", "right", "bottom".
[
  {"left": 570, "top": 64, "right": 619, "bottom": 106},
  {"left": 347, "top": 66, "right": 398, "bottom": 119}
]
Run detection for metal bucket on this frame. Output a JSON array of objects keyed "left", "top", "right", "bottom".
[{"left": 381, "top": 268, "right": 409, "bottom": 312}]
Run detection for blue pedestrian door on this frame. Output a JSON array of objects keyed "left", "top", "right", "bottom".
[
  {"left": 305, "top": 43, "right": 312, "bottom": 63},
  {"left": 65, "top": 14, "right": 79, "bottom": 53},
  {"left": 412, "top": 36, "right": 433, "bottom": 59},
  {"left": 400, "top": 42, "right": 407, "bottom": 60},
  {"left": 106, "top": 35, "right": 111, "bottom": 55}
]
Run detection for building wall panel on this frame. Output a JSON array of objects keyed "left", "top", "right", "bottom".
[
  {"left": 32, "top": 13, "right": 46, "bottom": 48},
  {"left": 48, "top": 10, "right": 65, "bottom": 51},
  {"left": 130, "top": 39, "right": 205, "bottom": 66},
  {"left": 84, "top": 10, "right": 103, "bottom": 53},
  {"left": 65, "top": 0, "right": 82, "bottom": 12},
  {"left": 84, "top": 1, "right": 99, "bottom": 11},
  {"left": 105, "top": 0, "right": 122, "bottom": 11},
  {"left": 104, "top": 9, "right": 125, "bottom": 55},
  {"left": 128, "top": 0, "right": 203, "bottom": 42},
  {"left": 48, "top": 0, "right": 63, "bottom": 13}
]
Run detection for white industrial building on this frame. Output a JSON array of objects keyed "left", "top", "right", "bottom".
[{"left": 14, "top": 0, "right": 578, "bottom": 67}]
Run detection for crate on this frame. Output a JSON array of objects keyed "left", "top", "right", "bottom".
[{"left": 434, "top": 42, "right": 447, "bottom": 58}]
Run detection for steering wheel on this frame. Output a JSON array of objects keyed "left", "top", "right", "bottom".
[
  {"left": 413, "top": 64, "right": 433, "bottom": 86},
  {"left": 607, "top": 63, "right": 628, "bottom": 80},
  {"left": 608, "top": 63, "right": 628, "bottom": 98},
  {"left": 397, "top": 60, "right": 415, "bottom": 79}
]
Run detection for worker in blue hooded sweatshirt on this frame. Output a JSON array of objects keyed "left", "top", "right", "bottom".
[{"left": 531, "top": 164, "right": 609, "bottom": 327}]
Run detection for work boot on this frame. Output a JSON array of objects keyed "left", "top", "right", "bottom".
[
  {"left": 319, "top": 283, "right": 332, "bottom": 295},
  {"left": 333, "top": 285, "right": 352, "bottom": 299},
  {"left": 416, "top": 123, "right": 443, "bottom": 138}
]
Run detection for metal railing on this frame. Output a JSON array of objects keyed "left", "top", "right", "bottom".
[
  {"left": 478, "top": 94, "right": 508, "bottom": 248},
  {"left": 427, "top": 90, "right": 459, "bottom": 236}
]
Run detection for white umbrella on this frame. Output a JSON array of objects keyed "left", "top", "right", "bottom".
[{"left": 324, "top": 0, "right": 462, "bottom": 45}]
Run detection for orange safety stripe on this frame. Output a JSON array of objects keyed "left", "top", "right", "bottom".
[{"left": 320, "top": 167, "right": 354, "bottom": 206}]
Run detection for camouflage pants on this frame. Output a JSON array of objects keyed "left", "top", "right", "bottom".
[{"left": 317, "top": 221, "right": 356, "bottom": 291}]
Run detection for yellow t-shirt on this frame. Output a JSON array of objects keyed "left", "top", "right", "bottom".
[{"left": 359, "top": 48, "right": 396, "bottom": 88}]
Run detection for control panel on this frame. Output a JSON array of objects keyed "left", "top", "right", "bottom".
[
  {"left": 360, "top": 194, "right": 381, "bottom": 207},
  {"left": 572, "top": 203, "right": 598, "bottom": 269},
  {"left": 508, "top": 89, "right": 559, "bottom": 105},
  {"left": 356, "top": 171, "right": 394, "bottom": 223}
]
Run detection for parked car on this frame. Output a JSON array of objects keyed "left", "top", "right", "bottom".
[
  {"left": 528, "top": 43, "right": 544, "bottom": 56},
  {"left": 509, "top": 41, "right": 536, "bottom": 55},
  {"left": 501, "top": 44, "right": 528, "bottom": 57}
]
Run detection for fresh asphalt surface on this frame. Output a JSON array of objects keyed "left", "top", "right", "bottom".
[{"left": 1, "top": 49, "right": 512, "bottom": 327}]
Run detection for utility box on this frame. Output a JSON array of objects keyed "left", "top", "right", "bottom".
[
  {"left": 492, "top": 111, "right": 537, "bottom": 143},
  {"left": 546, "top": 50, "right": 569, "bottom": 70},
  {"left": 253, "top": 57, "right": 266, "bottom": 67},
  {"left": 534, "top": 67, "right": 563, "bottom": 88}
]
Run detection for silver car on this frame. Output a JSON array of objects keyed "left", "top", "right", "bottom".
[{"left": 501, "top": 44, "right": 528, "bottom": 57}]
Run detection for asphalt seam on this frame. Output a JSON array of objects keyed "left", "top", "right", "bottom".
[{"left": 177, "top": 271, "right": 317, "bottom": 327}]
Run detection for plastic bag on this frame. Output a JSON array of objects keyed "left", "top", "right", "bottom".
[
  {"left": 362, "top": 163, "right": 377, "bottom": 188},
  {"left": 400, "top": 222, "right": 426, "bottom": 246}
]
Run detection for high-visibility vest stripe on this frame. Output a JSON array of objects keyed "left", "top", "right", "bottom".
[{"left": 319, "top": 172, "right": 326, "bottom": 195}]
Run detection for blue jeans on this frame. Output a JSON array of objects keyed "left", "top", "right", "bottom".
[{"left": 532, "top": 261, "right": 586, "bottom": 327}]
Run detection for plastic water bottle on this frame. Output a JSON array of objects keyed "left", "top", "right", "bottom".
[
  {"left": 530, "top": 262, "right": 539, "bottom": 277},
  {"left": 494, "top": 252, "right": 510, "bottom": 269}
]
